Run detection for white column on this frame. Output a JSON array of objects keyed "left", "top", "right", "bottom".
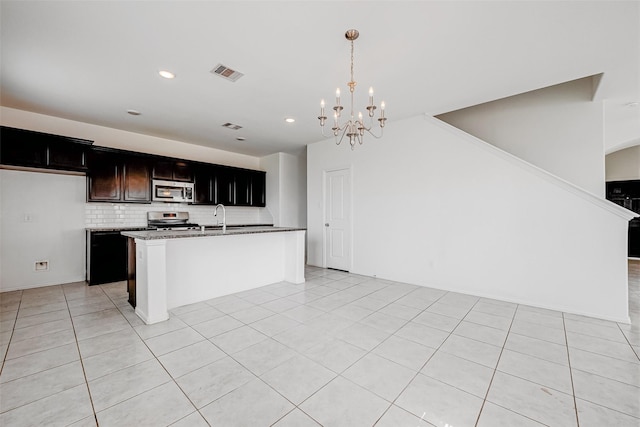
[{"left": 134, "top": 238, "right": 169, "bottom": 324}]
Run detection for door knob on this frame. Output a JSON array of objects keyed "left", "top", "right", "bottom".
[{"left": 325, "top": 223, "right": 329, "bottom": 227}]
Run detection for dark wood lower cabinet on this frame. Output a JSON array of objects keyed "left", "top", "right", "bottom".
[
  {"left": 127, "top": 237, "right": 136, "bottom": 307},
  {"left": 87, "top": 230, "right": 128, "bottom": 285}
]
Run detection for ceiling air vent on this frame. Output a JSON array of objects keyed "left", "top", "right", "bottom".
[
  {"left": 222, "top": 122, "right": 243, "bottom": 130},
  {"left": 211, "top": 64, "right": 244, "bottom": 82}
]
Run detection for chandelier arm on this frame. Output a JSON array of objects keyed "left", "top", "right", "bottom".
[
  {"left": 335, "top": 126, "right": 349, "bottom": 146},
  {"left": 364, "top": 127, "right": 384, "bottom": 139},
  {"left": 358, "top": 115, "right": 374, "bottom": 132}
]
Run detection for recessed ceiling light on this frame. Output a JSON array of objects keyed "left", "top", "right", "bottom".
[
  {"left": 127, "top": 109, "right": 141, "bottom": 116},
  {"left": 284, "top": 117, "right": 296, "bottom": 123},
  {"left": 158, "top": 70, "right": 175, "bottom": 79}
]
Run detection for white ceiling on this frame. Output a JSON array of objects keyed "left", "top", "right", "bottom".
[{"left": 1, "top": 1, "right": 638, "bottom": 157}]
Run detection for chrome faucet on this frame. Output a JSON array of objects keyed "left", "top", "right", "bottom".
[{"left": 214, "top": 204, "right": 226, "bottom": 233}]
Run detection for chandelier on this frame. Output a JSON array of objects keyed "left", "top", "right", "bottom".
[{"left": 318, "top": 29, "right": 386, "bottom": 149}]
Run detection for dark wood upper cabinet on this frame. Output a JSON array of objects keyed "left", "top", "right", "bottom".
[
  {"left": 251, "top": 171, "right": 266, "bottom": 207},
  {"left": 173, "top": 161, "right": 192, "bottom": 182},
  {"left": 234, "top": 170, "right": 252, "bottom": 206},
  {"left": 212, "top": 167, "right": 266, "bottom": 207},
  {"left": 123, "top": 156, "right": 151, "bottom": 202},
  {"left": 151, "top": 160, "right": 173, "bottom": 180},
  {"left": 152, "top": 159, "right": 192, "bottom": 182},
  {"left": 48, "top": 140, "right": 87, "bottom": 170},
  {"left": 0, "top": 132, "right": 48, "bottom": 168},
  {"left": 0, "top": 126, "right": 91, "bottom": 172},
  {"left": 214, "top": 167, "right": 235, "bottom": 205},
  {"left": 193, "top": 165, "right": 214, "bottom": 205},
  {"left": 2, "top": 126, "right": 266, "bottom": 208},
  {"left": 87, "top": 149, "right": 150, "bottom": 203},
  {"left": 87, "top": 150, "right": 121, "bottom": 201}
]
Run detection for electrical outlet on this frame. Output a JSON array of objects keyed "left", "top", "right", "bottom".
[{"left": 35, "top": 260, "right": 49, "bottom": 271}]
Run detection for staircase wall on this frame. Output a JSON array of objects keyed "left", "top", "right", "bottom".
[
  {"left": 307, "top": 115, "right": 633, "bottom": 322},
  {"left": 437, "top": 76, "right": 605, "bottom": 196}
]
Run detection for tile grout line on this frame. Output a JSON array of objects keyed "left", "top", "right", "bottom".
[
  {"left": 615, "top": 321, "right": 640, "bottom": 362},
  {"left": 472, "top": 301, "right": 518, "bottom": 427},
  {"left": 562, "top": 312, "right": 581, "bottom": 427},
  {"left": 64, "top": 284, "right": 102, "bottom": 426},
  {"left": 0, "top": 292, "right": 22, "bottom": 378}
]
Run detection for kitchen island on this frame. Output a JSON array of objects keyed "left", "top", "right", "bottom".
[{"left": 122, "top": 226, "right": 306, "bottom": 324}]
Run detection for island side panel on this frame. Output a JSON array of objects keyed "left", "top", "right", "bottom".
[
  {"left": 284, "top": 230, "right": 306, "bottom": 284},
  {"left": 164, "top": 231, "right": 305, "bottom": 310},
  {"left": 134, "top": 238, "right": 170, "bottom": 324}
]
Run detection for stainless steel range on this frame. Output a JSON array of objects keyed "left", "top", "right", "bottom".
[{"left": 147, "top": 211, "right": 200, "bottom": 231}]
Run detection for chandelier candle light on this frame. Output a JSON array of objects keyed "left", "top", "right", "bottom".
[{"left": 318, "top": 29, "right": 386, "bottom": 149}]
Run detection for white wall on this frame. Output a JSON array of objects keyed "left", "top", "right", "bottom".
[
  {"left": 0, "top": 107, "right": 259, "bottom": 169},
  {"left": 307, "top": 115, "right": 632, "bottom": 322},
  {"left": 1, "top": 170, "right": 86, "bottom": 292},
  {"left": 260, "top": 151, "right": 307, "bottom": 228},
  {"left": 437, "top": 77, "right": 605, "bottom": 196},
  {"left": 606, "top": 145, "right": 640, "bottom": 182},
  {"left": 280, "top": 151, "right": 307, "bottom": 228},
  {"left": 261, "top": 154, "right": 281, "bottom": 226}
]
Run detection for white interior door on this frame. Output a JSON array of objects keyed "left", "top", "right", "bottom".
[{"left": 324, "top": 168, "right": 351, "bottom": 271}]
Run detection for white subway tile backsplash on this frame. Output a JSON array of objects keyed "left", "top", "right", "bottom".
[{"left": 85, "top": 202, "right": 273, "bottom": 228}]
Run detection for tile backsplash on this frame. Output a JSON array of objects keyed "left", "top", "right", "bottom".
[{"left": 85, "top": 202, "right": 273, "bottom": 228}]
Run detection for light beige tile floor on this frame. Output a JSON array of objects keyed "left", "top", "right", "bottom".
[{"left": 0, "top": 263, "right": 639, "bottom": 426}]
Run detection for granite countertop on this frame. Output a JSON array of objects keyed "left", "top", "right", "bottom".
[
  {"left": 121, "top": 226, "right": 305, "bottom": 240},
  {"left": 87, "top": 223, "right": 274, "bottom": 233},
  {"left": 86, "top": 226, "right": 149, "bottom": 232}
]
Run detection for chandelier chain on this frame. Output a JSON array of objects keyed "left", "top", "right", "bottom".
[{"left": 350, "top": 39, "right": 355, "bottom": 91}]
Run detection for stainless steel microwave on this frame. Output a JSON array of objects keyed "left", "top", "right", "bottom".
[{"left": 152, "top": 179, "right": 194, "bottom": 203}]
